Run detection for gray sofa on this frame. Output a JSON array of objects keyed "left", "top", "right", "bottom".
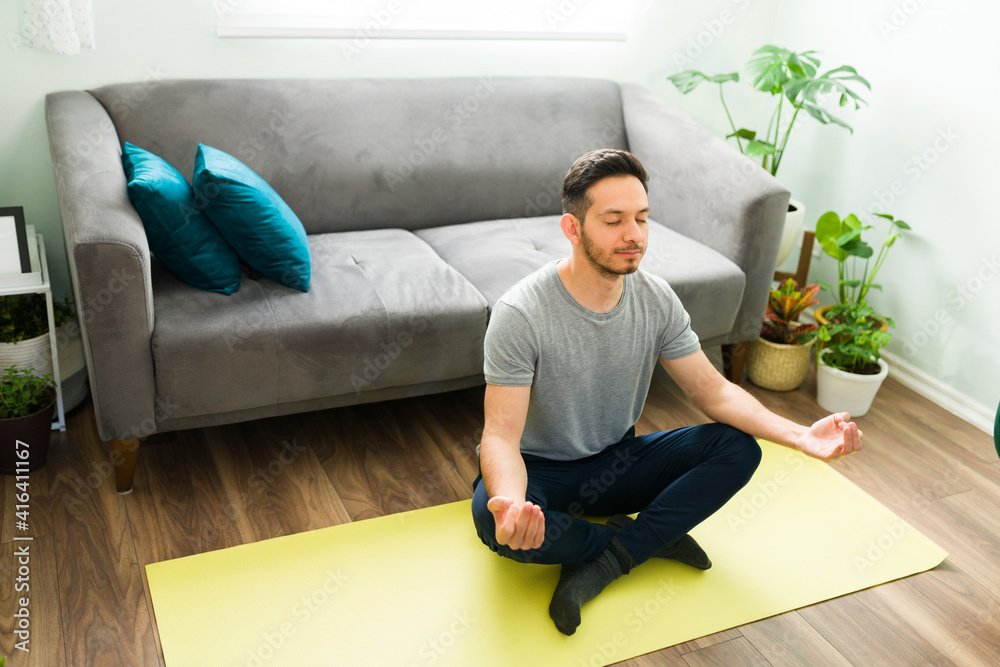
[{"left": 44, "top": 77, "right": 789, "bottom": 493}]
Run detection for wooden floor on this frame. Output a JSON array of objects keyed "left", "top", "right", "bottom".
[{"left": 2, "top": 353, "right": 999, "bottom": 666}]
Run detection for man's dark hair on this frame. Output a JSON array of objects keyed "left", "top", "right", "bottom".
[{"left": 561, "top": 149, "right": 649, "bottom": 223}]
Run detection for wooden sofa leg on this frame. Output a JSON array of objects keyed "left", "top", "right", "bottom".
[
  {"left": 112, "top": 438, "right": 141, "bottom": 495},
  {"left": 722, "top": 342, "right": 749, "bottom": 384}
]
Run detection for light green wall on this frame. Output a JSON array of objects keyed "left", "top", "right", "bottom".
[
  {"left": 0, "top": 0, "right": 778, "bottom": 296},
  {"left": 762, "top": 1, "right": 1000, "bottom": 410},
  {"left": 3, "top": 0, "right": 994, "bottom": 409}
]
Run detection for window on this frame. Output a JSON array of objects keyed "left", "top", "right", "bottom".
[{"left": 216, "top": 0, "right": 637, "bottom": 41}]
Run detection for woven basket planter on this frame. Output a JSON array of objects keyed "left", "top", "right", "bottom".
[{"left": 747, "top": 336, "right": 816, "bottom": 392}]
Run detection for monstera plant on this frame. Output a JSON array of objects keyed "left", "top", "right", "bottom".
[
  {"left": 668, "top": 45, "right": 871, "bottom": 267},
  {"left": 667, "top": 45, "right": 871, "bottom": 177}
]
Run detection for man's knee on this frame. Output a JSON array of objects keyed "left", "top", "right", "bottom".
[
  {"left": 471, "top": 481, "right": 545, "bottom": 563},
  {"left": 712, "top": 424, "right": 762, "bottom": 480}
]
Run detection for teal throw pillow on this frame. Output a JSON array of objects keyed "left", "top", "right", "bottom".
[
  {"left": 121, "top": 142, "right": 241, "bottom": 294},
  {"left": 193, "top": 144, "right": 311, "bottom": 292}
]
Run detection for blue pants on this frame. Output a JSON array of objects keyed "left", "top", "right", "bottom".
[{"left": 471, "top": 423, "right": 761, "bottom": 565}]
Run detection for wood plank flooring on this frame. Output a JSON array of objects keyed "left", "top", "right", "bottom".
[{"left": 2, "top": 353, "right": 998, "bottom": 666}]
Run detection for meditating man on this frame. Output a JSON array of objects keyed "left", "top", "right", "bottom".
[{"left": 471, "top": 148, "right": 864, "bottom": 636}]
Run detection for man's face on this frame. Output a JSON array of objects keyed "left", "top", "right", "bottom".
[{"left": 578, "top": 175, "right": 649, "bottom": 278}]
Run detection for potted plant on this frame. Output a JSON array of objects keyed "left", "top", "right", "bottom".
[
  {"left": 813, "top": 211, "right": 911, "bottom": 318},
  {"left": 667, "top": 46, "right": 870, "bottom": 265},
  {"left": 0, "top": 293, "right": 88, "bottom": 412},
  {"left": 811, "top": 211, "right": 909, "bottom": 416},
  {"left": 747, "top": 278, "right": 819, "bottom": 391},
  {"left": 814, "top": 302, "right": 893, "bottom": 417},
  {"left": 1, "top": 366, "right": 56, "bottom": 474}
]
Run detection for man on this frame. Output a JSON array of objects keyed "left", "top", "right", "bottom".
[{"left": 471, "top": 148, "right": 863, "bottom": 636}]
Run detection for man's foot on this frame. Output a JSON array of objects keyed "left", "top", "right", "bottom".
[
  {"left": 549, "top": 536, "right": 637, "bottom": 635},
  {"left": 605, "top": 514, "right": 712, "bottom": 570}
]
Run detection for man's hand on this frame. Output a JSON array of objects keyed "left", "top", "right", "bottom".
[
  {"left": 487, "top": 496, "right": 545, "bottom": 550},
  {"left": 796, "top": 413, "right": 863, "bottom": 461}
]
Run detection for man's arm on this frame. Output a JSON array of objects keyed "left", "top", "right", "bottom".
[
  {"left": 659, "top": 350, "right": 862, "bottom": 461},
  {"left": 479, "top": 384, "right": 545, "bottom": 550}
]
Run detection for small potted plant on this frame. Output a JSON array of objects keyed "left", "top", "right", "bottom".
[
  {"left": 814, "top": 302, "right": 893, "bottom": 417},
  {"left": 667, "top": 45, "right": 870, "bottom": 265},
  {"left": 0, "top": 365, "right": 56, "bottom": 474},
  {"left": 0, "top": 293, "right": 88, "bottom": 413},
  {"left": 811, "top": 211, "right": 909, "bottom": 416},
  {"left": 813, "top": 211, "right": 911, "bottom": 317},
  {"left": 747, "top": 278, "right": 819, "bottom": 391}
]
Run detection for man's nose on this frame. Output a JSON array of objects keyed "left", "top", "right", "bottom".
[{"left": 622, "top": 218, "right": 643, "bottom": 242}]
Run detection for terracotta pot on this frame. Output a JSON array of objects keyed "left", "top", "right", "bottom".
[
  {"left": 0, "top": 386, "right": 56, "bottom": 474},
  {"left": 814, "top": 304, "right": 888, "bottom": 332}
]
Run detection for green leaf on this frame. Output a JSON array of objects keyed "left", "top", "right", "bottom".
[
  {"left": 787, "top": 53, "right": 806, "bottom": 77},
  {"left": 841, "top": 279, "right": 862, "bottom": 288},
  {"left": 815, "top": 211, "right": 848, "bottom": 260},
  {"left": 726, "top": 128, "right": 757, "bottom": 140},
  {"left": 803, "top": 103, "right": 855, "bottom": 132},
  {"left": 745, "top": 46, "right": 793, "bottom": 94},
  {"left": 835, "top": 228, "right": 863, "bottom": 246},
  {"left": 783, "top": 77, "right": 810, "bottom": 104},
  {"left": 895, "top": 219, "right": 912, "bottom": 230},
  {"left": 867, "top": 283, "right": 883, "bottom": 291},
  {"left": 745, "top": 139, "right": 777, "bottom": 156},
  {"left": 666, "top": 70, "right": 709, "bottom": 94},
  {"left": 821, "top": 65, "right": 872, "bottom": 90},
  {"left": 708, "top": 72, "right": 740, "bottom": 84},
  {"left": 841, "top": 238, "right": 874, "bottom": 259}
]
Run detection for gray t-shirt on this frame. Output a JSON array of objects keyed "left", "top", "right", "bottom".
[{"left": 484, "top": 260, "right": 701, "bottom": 460}]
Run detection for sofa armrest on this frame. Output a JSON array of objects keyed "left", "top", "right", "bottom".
[
  {"left": 45, "top": 91, "right": 157, "bottom": 441},
  {"left": 621, "top": 83, "right": 790, "bottom": 345}
]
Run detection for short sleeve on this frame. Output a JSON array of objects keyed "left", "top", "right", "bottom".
[
  {"left": 484, "top": 300, "right": 537, "bottom": 386},
  {"left": 657, "top": 284, "right": 702, "bottom": 361}
]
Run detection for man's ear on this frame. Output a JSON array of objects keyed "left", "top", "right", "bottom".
[{"left": 560, "top": 213, "right": 582, "bottom": 245}]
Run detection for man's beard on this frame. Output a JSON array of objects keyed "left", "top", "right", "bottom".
[{"left": 581, "top": 228, "right": 645, "bottom": 278}]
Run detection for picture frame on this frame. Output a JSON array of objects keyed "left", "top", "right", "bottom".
[{"left": 0, "top": 206, "right": 31, "bottom": 275}]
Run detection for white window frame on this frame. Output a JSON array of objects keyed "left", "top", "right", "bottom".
[{"left": 215, "top": 0, "right": 633, "bottom": 41}]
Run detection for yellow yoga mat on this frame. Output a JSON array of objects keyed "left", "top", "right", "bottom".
[{"left": 146, "top": 442, "right": 947, "bottom": 666}]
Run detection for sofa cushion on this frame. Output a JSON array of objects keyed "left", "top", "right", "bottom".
[
  {"left": 193, "top": 144, "right": 311, "bottom": 292},
  {"left": 416, "top": 216, "right": 745, "bottom": 341},
  {"left": 150, "top": 229, "right": 488, "bottom": 420},
  {"left": 121, "top": 142, "right": 242, "bottom": 294}
]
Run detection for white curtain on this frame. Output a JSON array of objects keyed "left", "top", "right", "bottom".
[{"left": 22, "top": 0, "right": 95, "bottom": 55}]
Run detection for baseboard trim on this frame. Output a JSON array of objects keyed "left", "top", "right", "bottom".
[
  {"left": 879, "top": 350, "right": 994, "bottom": 434},
  {"left": 803, "top": 307, "right": 994, "bottom": 435}
]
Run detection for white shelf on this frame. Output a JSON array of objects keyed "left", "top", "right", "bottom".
[{"left": 1, "top": 233, "right": 66, "bottom": 431}]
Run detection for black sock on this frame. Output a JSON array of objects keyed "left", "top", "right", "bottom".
[
  {"left": 548, "top": 536, "right": 637, "bottom": 636},
  {"left": 605, "top": 514, "right": 712, "bottom": 570}
]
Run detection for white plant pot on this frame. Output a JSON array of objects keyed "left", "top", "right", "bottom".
[
  {"left": 0, "top": 321, "right": 89, "bottom": 412},
  {"left": 816, "top": 354, "right": 888, "bottom": 418},
  {"left": 776, "top": 198, "right": 805, "bottom": 267}
]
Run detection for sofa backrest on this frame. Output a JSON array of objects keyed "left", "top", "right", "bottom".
[{"left": 88, "top": 77, "right": 629, "bottom": 234}]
